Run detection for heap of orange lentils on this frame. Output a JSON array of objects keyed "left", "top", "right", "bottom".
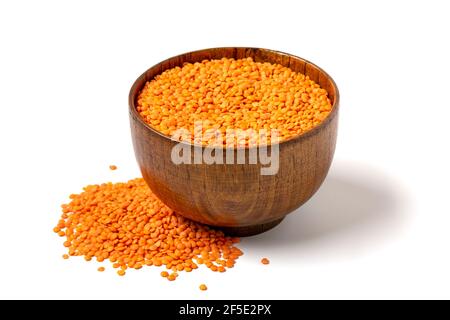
[
  {"left": 137, "top": 57, "right": 332, "bottom": 146},
  {"left": 53, "top": 178, "right": 242, "bottom": 282}
]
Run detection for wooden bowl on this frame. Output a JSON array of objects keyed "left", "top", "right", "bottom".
[{"left": 129, "top": 47, "right": 339, "bottom": 236}]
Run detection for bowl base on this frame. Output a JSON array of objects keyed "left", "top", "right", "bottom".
[{"left": 217, "top": 217, "right": 285, "bottom": 237}]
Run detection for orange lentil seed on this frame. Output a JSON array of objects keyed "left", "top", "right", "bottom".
[
  {"left": 109, "top": 165, "right": 117, "bottom": 170},
  {"left": 62, "top": 254, "right": 69, "bottom": 260},
  {"left": 199, "top": 284, "right": 208, "bottom": 291},
  {"left": 98, "top": 267, "right": 105, "bottom": 272},
  {"left": 261, "top": 258, "right": 270, "bottom": 265},
  {"left": 167, "top": 273, "right": 177, "bottom": 281}
]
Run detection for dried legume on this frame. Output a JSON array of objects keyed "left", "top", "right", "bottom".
[
  {"left": 137, "top": 57, "right": 332, "bottom": 146},
  {"left": 54, "top": 178, "right": 242, "bottom": 281}
]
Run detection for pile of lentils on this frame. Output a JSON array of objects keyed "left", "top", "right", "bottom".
[{"left": 137, "top": 57, "right": 332, "bottom": 146}]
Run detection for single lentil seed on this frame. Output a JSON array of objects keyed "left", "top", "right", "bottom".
[
  {"left": 261, "top": 258, "right": 270, "bottom": 265},
  {"left": 167, "top": 273, "right": 177, "bottom": 281}
]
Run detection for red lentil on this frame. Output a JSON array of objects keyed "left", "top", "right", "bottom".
[
  {"left": 137, "top": 57, "right": 332, "bottom": 146},
  {"left": 55, "top": 178, "right": 242, "bottom": 279}
]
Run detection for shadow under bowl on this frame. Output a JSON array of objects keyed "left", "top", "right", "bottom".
[{"left": 129, "top": 47, "right": 339, "bottom": 236}]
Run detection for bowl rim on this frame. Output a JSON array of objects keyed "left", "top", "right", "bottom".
[{"left": 128, "top": 47, "right": 340, "bottom": 150}]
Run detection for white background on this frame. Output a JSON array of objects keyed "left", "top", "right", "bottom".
[{"left": 1, "top": 0, "right": 449, "bottom": 300}]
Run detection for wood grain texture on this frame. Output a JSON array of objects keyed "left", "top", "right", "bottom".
[{"left": 129, "top": 47, "right": 340, "bottom": 236}]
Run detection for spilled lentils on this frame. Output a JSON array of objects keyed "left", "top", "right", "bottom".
[{"left": 54, "top": 178, "right": 242, "bottom": 280}]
